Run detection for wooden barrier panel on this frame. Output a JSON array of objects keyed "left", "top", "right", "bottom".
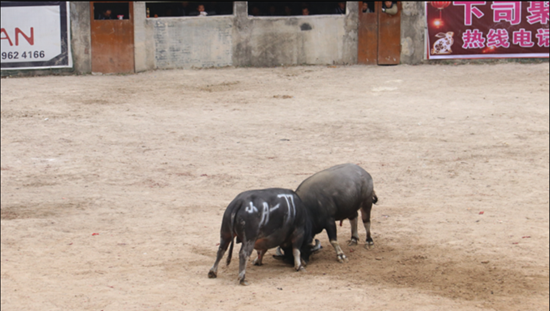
[{"left": 90, "top": 1, "right": 134, "bottom": 74}]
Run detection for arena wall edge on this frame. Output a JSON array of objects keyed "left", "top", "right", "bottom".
[{"left": 4, "top": 1, "right": 545, "bottom": 77}]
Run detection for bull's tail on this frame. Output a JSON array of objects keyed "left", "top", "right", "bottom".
[
  {"left": 225, "top": 199, "right": 242, "bottom": 267},
  {"left": 226, "top": 235, "right": 235, "bottom": 266},
  {"left": 372, "top": 190, "right": 378, "bottom": 205}
]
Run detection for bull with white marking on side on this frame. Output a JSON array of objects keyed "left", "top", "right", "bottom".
[
  {"left": 287, "top": 163, "right": 378, "bottom": 263},
  {"left": 208, "top": 188, "right": 312, "bottom": 285}
]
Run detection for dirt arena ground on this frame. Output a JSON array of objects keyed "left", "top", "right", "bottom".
[{"left": 1, "top": 63, "right": 549, "bottom": 311}]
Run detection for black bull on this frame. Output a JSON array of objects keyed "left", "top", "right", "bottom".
[
  {"left": 208, "top": 188, "right": 313, "bottom": 285},
  {"left": 279, "top": 163, "right": 378, "bottom": 263}
]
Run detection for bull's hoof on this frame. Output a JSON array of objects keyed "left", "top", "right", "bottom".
[
  {"left": 253, "top": 260, "right": 263, "bottom": 266},
  {"left": 297, "top": 266, "right": 306, "bottom": 272},
  {"left": 365, "top": 240, "right": 374, "bottom": 250},
  {"left": 239, "top": 279, "right": 249, "bottom": 286},
  {"left": 337, "top": 254, "right": 348, "bottom": 263},
  {"left": 208, "top": 270, "right": 217, "bottom": 278},
  {"left": 348, "top": 237, "right": 358, "bottom": 246}
]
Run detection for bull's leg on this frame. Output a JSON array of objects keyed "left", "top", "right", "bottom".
[
  {"left": 252, "top": 249, "right": 266, "bottom": 266},
  {"left": 292, "top": 248, "right": 305, "bottom": 271},
  {"left": 326, "top": 220, "right": 348, "bottom": 263},
  {"left": 348, "top": 217, "right": 359, "bottom": 246},
  {"left": 361, "top": 205, "right": 374, "bottom": 249},
  {"left": 208, "top": 236, "right": 231, "bottom": 278},
  {"left": 311, "top": 239, "right": 322, "bottom": 253},
  {"left": 330, "top": 240, "right": 348, "bottom": 263},
  {"left": 275, "top": 247, "right": 284, "bottom": 257},
  {"left": 237, "top": 240, "right": 255, "bottom": 286}
]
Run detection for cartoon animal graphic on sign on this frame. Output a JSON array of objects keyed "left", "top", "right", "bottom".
[{"left": 432, "top": 31, "right": 454, "bottom": 55}]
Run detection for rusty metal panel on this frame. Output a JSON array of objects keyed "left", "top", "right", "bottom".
[
  {"left": 358, "top": 1, "right": 378, "bottom": 65},
  {"left": 377, "top": 2, "right": 401, "bottom": 65},
  {"left": 90, "top": 2, "right": 134, "bottom": 74}
]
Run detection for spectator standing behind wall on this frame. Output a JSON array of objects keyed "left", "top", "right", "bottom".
[
  {"left": 267, "top": 5, "right": 277, "bottom": 16},
  {"left": 97, "top": 9, "right": 114, "bottom": 19},
  {"left": 249, "top": 6, "right": 261, "bottom": 16},
  {"left": 190, "top": 4, "right": 215, "bottom": 16},
  {"left": 362, "top": 2, "right": 373, "bottom": 13},
  {"left": 335, "top": 2, "right": 346, "bottom": 14},
  {"left": 382, "top": 1, "right": 398, "bottom": 15},
  {"left": 176, "top": 2, "right": 190, "bottom": 16},
  {"left": 284, "top": 5, "right": 293, "bottom": 16}
]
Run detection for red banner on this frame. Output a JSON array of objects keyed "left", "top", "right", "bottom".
[{"left": 426, "top": 1, "right": 549, "bottom": 59}]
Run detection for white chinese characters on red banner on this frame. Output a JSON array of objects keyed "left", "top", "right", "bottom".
[{"left": 427, "top": 1, "right": 549, "bottom": 59}]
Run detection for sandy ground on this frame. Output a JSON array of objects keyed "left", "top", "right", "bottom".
[{"left": 1, "top": 63, "right": 549, "bottom": 311}]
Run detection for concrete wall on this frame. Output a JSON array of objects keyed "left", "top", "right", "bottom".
[
  {"left": 134, "top": 2, "right": 149, "bottom": 72},
  {"left": 232, "top": 2, "right": 358, "bottom": 67},
  {"left": 70, "top": 2, "right": 92, "bottom": 74},
  {"left": 400, "top": 2, "right": 425, "bottom": 65},
  {"left": 150, "top": 16, "right": 233, "bottom": 69},
  {"left": 97, "top": 1, "right": 417, "bottom": 72},
  {"left": 134, "top": 1, "right": 359, "bottom": 69},
  {"left": 133, "top": 1, "right": 423, "bottom": 70}
]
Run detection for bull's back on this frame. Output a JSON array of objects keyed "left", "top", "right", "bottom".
[
  {"left": 296, "top": 164, "right": 373, "bottom": 221},
  {"left": 232, "top": 188, "right": 305, "bottom": 249}
]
